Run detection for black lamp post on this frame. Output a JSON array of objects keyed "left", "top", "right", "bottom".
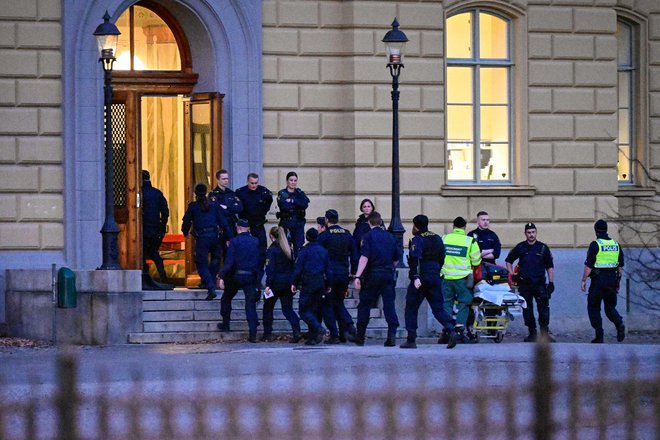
[
  {"left": 382, "top": 19, "right": 408, "bottom": 266},
  {"left": 94, "top": 11, "right": 122, "bottom": 270}
]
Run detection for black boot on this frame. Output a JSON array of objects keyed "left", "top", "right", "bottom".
[
  {"left": 591, "top": 329, "right": 604, "bottom": 343},
  {"left": 400, "top": 330, "right": 417, "bottom": 349},
  {"left": 217, "top": 321, "right": 230, "bottom": 332},
  {"left": 342, "top": 325, "right": 357, "bottom": 343},
  {"left": 324, "top": 334, "right": 341, "bottom": 344},
  {"left": 437, "top": 329, "right": 449, "bottom": 344},
  {"left": 355, "top": 323, "right": 367, "bottom": 346},
  {"left": 261, "top": 333, "right": 274, "bottom": 342},
  {"left": 248, "top": 332, "right": 257, "bottom": 343},
  {"left": 290, "top": 330, "right": 302, "bottom": 343},
  {"left": 616, "top": 324, "right": 625, "bottom": 342},
  {"left": 524, "top": 329, "right": 537, "bottom": 342},
  {"left": 447, "top": 330, "right": 458, "bottom": 349},
  {"left": 384, "top": 327, "right": 397, "bottom": 347}
]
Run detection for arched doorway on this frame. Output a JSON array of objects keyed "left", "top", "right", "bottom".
[{"left": 111, "top": 1, "right": 223, "bottom": 286}]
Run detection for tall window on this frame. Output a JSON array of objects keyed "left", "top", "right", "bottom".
[
  {"left": 114, "top": 5, "right": 181, "bottom": 71},
  {"left": 616, "top": 20, "right": 634, "bottom": 183},
  {"left": 446, "top": 10, "right": 512, "bottom": 183}
]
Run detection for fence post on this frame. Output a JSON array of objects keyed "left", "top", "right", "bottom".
[
  {"left": 533, "top": 340, "right": 553, "bottom": 440},
  {"left": 56, "top": 349, "right": 79, "bottom": 440}
]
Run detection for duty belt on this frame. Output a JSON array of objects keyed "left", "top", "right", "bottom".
[
  {"left": 235, "top": 270, "right": 255, "bottom": 276},
  {"left": 195, "top": 226, "right": 217, "bottom": 235}
]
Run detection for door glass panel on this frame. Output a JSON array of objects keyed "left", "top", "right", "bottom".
[
  {"left": 141, "top": 95, "right": 185, "bottom": 234},
  {"left": 191, "top": 102, "right": 213, "bottom": 190}
]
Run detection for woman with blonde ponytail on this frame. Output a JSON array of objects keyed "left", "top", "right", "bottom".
[{"left": 263, "top": 226, "right": 301, "bottom": 342}]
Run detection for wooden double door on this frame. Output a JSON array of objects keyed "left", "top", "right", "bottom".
[{"left": 111, "top": 87, "right": 223, "bottom": 285}]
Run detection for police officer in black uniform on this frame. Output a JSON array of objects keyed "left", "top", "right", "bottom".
[
  {"left": 467, "top": 210, "right": 502, "bottom": 338},
  {"left": 209, "top": 169, "right": 243, "bottom": 268},
  {"left": 291, "top": 228, "right": 330, "bottom": 346},
  {"left": 506, "top": 223, "right": 555, "bottom": 342},
  {"left": 352, "top": 211, "right": 401, "bottom": 347},
  {"left": 581, "top": 219, "right": 626, "bottom": 343},
  {"left": 218, "top": 219, "right": 261, "bottom": 342},
  {"left": 317, "top": 209, "right": 358, "bottom": 343},
  {"left": 141, "top": 170, "right": 169, "bottom": 283},
  {"left": 235, "top": 173, "right": 273, "bottom": 282},
  {"left": 401, "top": 215, "right": 458, "bottom": 349},
  {"left": 277, "top": 171, "right": 310, "bottom": 253},
  {"left": 181, "top": 184, "right": 232, "bottom": 300}
]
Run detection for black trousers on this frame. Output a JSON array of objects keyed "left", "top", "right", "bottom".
[
  {"left": 143, "top": 232, "right": 165, "bottom": 279},
  {"left": 588, "top": 273, "right": 623, "bottom": 332},
  {"left": 519, "top": 284, "right": 550, "bottom": 332}
]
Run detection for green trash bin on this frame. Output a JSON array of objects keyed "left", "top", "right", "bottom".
[{"left": 57, "top": 267, "right": 76, "bottom": 308}]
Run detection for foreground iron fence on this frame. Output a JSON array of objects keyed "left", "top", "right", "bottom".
[{"left": 0, "top": 343, "right": 658, "bottom": 440}]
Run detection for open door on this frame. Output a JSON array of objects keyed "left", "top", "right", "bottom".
[{"left": 183, "top": 93, "right": 224, "bottom": 287}]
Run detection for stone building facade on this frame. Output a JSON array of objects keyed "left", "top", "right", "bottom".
[{"left": 0, "top": 0, "right": 658, "bottom": 327}]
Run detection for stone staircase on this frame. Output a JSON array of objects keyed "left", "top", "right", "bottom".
[{"left": 128, "top": 288, "right": 401, "bottom": 344}]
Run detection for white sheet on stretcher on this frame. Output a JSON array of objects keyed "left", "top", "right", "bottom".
[{"left": 473, "top": 283, "right": 527, "bottom": 309}]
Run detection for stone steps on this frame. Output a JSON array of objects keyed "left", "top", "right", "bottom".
[{"left": 128, "top": 288, "right": 401, "bottom": 344}]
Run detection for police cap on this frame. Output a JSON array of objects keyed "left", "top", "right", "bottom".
[
  {"left": 237, "top": 218, "right": 250, "bottom": 228},
  {"left": 594, "top": 219, "right": 608, "bottom": 233},
  {"left": 524, "top": 222, "right": 536, "bottom": 231}
]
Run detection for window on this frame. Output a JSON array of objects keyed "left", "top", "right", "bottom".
[
  {"left": 616, "top": 20, "right": 634, "bottom": 183},
  {"left": 446, "top": 10, "right": 512, "bottom": 183},
  {"left": 114, "top": 5, "right": 181, "bottom": 71}
]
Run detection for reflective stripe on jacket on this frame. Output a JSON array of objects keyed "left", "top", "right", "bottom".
[
  {"left": 442, "top": 229, "right": 482, "bottom": 280},
  {"left": 594, "top": 238, "right": 620, "bottom": 268}
]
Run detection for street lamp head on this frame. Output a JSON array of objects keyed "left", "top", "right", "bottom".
[
  {"left": 93, "top": 11, "right": 121, "bottom": 71},
  {"left": 382, "top": 18, "right": 408, "bottom": 65}
]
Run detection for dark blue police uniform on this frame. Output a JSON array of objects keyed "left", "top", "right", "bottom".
[
  {"left": 277, "top": 188, "right": 309, "bottom": 253},
  {"left": 236, "top": 184, "right": 273, "bottom": 280},
  {"left": 209, "top": 186, "right": 243, "bottom": 268},
  {"left": 357, "top": 227, "right": 401, "bottom": 339},
  {"left": 264, "top": 242, "right": 301, "bottom": 339},
  {"left": 291, "top": 240, "right": 329, "bottom": 344},
  {"left": 219, "top": 231, "right": 261, "bottom": 340},
  {"left": 585, "top": 233, "right": 625, "bottom": 339},
  {"left": 317, "top": 224, "right": 358, "bottom": 341},
  {"left": 142, "top": 180, "right": 169, "bottom": 281},
  {"left": 505, "top": 240, "right": 554, "bottom": 336},
  {"left": 467, "top": 227, "right": 501, "bottom": 265},
  {"left": 352, "top": 214, "right": 370, "bottom": 255},
  {"left": 181, "top": 202, "right": 230, "bottom": 296},
  {"left": 405, "top": 231, "right": 454, "bottom": 340}
]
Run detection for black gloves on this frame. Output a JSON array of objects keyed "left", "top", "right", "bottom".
[{"left": 547, "top": 282, "right": 555, "bottom": 296}]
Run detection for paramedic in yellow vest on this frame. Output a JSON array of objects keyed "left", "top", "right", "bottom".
[
  {"left": 441, "top": 216, "right": 482, "bottom": 342},
  {"left": 580, "top": 219, "right": 625, "bottom": 343}
]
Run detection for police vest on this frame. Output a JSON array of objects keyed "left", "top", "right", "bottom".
[
  {"left": 594, "top": 239, "right": 620, "bottom": 269},
  {"left": 442, "top": 230, "right": 480, "bottom": 280}
]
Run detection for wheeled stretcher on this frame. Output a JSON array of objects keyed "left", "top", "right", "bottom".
[{"left": 470, "top": 263, "right": 526, "bottom": 343}]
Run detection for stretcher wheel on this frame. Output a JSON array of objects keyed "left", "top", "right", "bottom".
[{"left": 494, "top": 332, "right": 504, "bottom": 343}]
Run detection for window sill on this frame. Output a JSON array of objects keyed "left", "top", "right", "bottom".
[
  {"left": 614, "top": 186, "right": 657, "bottom": 197},
  {"left": 440, "top": 185, "right": 536, "bottom": 197}
]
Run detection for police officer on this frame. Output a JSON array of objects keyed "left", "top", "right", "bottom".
[
  {"left": 291, "top": 228, "right": 330, "bottom": 346},
  {"left": 317, "top": 209, "right": 358, "bottom": 344},
  {"left": 352, "top": 212, "right": 401, "bottom": 347},
  {"left": 141, "top": 170, "right": 169, "bottom": 283},
  {"left": 467, "top": 210, "right": 502, "bottom": 337},
  {"left": 468, "top": 211, "right": 501, "bottom": 265},
  {"left": 277, "top": 171, "right": 310, "bottom": 253},
  {"left": 218, "top": 219, "right": 261, "bottom": 342},
  {"left": 506, "top": 223, "right": 555, "bottom": 342},
  {"left": 209, "top": 169, "right": 243, "bottom": 266},
  {"left": 401, "top": 215, "right": 458, "bottom": 349},
  {"left": 441, "top": 216, "right": 482, "bottom": 343},
  {"left": 264, "top": 226, "right": 301, "bottom": 343},
  {"left": 581, "top": 219, "right": 625, "bottom": 343},
  {"left": 181, "top": 184, "right": 232, "bottom": 300},
  {"left": 235, "top": 173, "right": 273, "bottom": 282}
]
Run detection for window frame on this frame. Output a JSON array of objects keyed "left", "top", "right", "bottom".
[
  {"left": 445, "top": 8, "right": 514, "bottom": 185},
  {"left": 617, "top": 19, "right": 635, "bottom": 184}
]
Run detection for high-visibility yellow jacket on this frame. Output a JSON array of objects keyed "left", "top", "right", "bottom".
[
  {"left": 594, "top": 238, "right": 620, "bottom": 269},
  {"left": 441, "top": 228, "right": 482, "bottom": 280}
]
